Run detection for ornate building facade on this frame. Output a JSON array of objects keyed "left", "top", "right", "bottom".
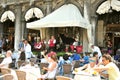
[{"left": 0, "top": 0, "right": 119, "bottom": 54}]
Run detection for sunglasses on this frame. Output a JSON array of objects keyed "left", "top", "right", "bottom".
[{"left": 102, "top": 59, "right": 105, "bottom": 62}]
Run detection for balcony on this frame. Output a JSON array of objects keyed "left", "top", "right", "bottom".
[{"left": 0, "top": 0, "right": 30, "bottom": 5}]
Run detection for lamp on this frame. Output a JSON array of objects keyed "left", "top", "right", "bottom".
[{"left": 108, "top": 0, "right": 113, "bottom": 13}]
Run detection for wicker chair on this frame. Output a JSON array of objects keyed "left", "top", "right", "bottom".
[
  {"left": 30, "top": 58, "right": 36, "bottom": 63},
  {"left": 63, "top": 64, "right": 72, "bottom": 75},
  {"left": 17, "top": 60, "right": 25, "bottom": 68},
  {"left": 56, "top": 76, "right": 71, "bottom": 80},
  {"left": 1, "top": 68, "right": 11, "bottom": 75},
  {"left": 0, "top": 58, "right": 4, "bottom": 63},
  {"left": 39, "top": 63, "right": 49, "bottom": 69},
  {"left": 62, "top": 64, "right": 73, "bottom": 77},
  {"left": 73, "top": 60, "right": 81, "bottom": 69},
  {"left": 15, "top": 70, "right": 26, "bottom": 80},
  {"left": 3, "top": 74, "right": 13, "bottom": 80},
  {"left": 37, "top": 78, "right": 54, "bottom": 80},
  {"left": 39, "top": 63, "right": 49, "bottom": 74}
]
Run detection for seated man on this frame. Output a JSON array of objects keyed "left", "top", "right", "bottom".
[
  {"left": 0, "top": 50, "right": 12, "bottom": 68},
  {"left": 94, "top": 54, "right": 120, "bottom": 80}
]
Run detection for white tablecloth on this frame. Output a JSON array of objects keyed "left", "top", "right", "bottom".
[
  {"left": 73, "top": 71, "right": 101, "bottom": 80},
  {"left": 11, "top": 65, "right": 40, "bottom": 80},
  {"left": 74, "top": 74, "right": 101, "bottom": 80},
  {"left": 20, "top": 65, "right": 40, "bottom": 80}
]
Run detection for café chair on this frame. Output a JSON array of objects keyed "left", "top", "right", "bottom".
[
  {"left": 56, "top": 76, "right": 71, "bottom": 80},
  {"left": 0, "top": 74, "right": 13, "bottom": 80},
  {"left": 63, "top": 64, "right": 72, "bottom": 77},
  {"left": 16, "top": 70, "right": 26, "bottom": 80},
  {"left": 73, "top": 60, "right": 81, "bottom": 69},
  {"left": 1, "top": 68, "right": 11, "bottom": 75},
  {"left": 3, "top": 74, "right": 13, "bottom": 80},
  {"left": 17, "top": 60, "right": 25, "bottom": 68}
]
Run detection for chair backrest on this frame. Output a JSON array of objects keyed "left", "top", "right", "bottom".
[
  {"left": 73, "top": 60, "right": 81, "bottom": 69},
  {"left": 16, "top": 70, "right": 26, "bottom": 80},
  {"left": 17, "top": 60, "right": 25, "bottom": 68},
  {"left": 63, "top": 64, "right": 72, "bottom": 74},
  {"left": 30, "top": 58, "right": 36, "bottom": 63},
  {"left": 39, "top": 63, "right": 49, "bottom": 69},
  {"left": 3, "top": 74, "right": 13, "bottom": 80},
  {"left": 56, "top": 76, "right": 71, "bottom": 80},
  {"left": 1, "top": 68, "right": 11, "bottom": 75},
  {"left": 0, "top": 58, "right": 4, "bottom": 63}
]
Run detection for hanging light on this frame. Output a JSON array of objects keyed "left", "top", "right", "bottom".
[
  {"left": 108, "top": 7, "right": 113, "bottom": 13},
  {"left": 108, "top": 0, "right": 113, "bottom": 13}
]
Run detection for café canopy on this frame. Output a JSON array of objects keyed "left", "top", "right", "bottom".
[
  {"left": 27, "top": 4, "right": 92, "bottom": 44},
  {"left": 26, "top": 4, "right": 90, "bottom": 29}
]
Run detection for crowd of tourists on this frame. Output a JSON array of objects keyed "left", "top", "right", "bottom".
[{"left": 0, "top": 35, "right": 120, "bottom": 80}]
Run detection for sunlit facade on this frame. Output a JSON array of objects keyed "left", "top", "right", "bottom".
[{"left": 0, "top": 0, "right": 120, "bottom": 54}]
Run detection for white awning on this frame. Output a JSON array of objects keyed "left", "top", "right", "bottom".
[
  {"left": 0, "top": 10, "right": 15, "bottom": 22},
  {"left": 25, "top": 7, "right": 44, "bottom": 21},
  {"left": 27, "top": 4, "right": 90, "bottom": 30},
  {"left": 96, "top": 0, "right": 120, "bottom": 14}
]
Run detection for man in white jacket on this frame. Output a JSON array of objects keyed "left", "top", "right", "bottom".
[
  {"left": 90, "top": 44, "right": 102, "bottom": 58},
  {"left": 23, "top": 40, "right": 33, "bottom": 59}
]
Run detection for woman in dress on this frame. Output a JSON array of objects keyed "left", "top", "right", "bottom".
[{"left": 38, "top": 51, "right": 58, "bottom": 80}]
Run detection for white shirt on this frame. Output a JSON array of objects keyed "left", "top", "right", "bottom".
[
  {"left": 105, "top": 62, "right": 120, "bottom": 80},
  {"left": 0, "top": 57, "right": 12, "bottom": 68},
  {"left": 24, "top": 43, "right": 32, "bottom": 53},
  {"left": 24, "top": 43, "right": 33, "bottom": 59},
  {"left": 92, "top": 46, "right": 102, "bottom": 58}
]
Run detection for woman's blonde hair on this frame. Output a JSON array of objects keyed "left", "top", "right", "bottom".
[{"left": 50, "top": 54, "right": 58, "bottom": 62}]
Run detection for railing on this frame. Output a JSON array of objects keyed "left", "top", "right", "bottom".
[
  {"left": 0, "top": 0, "right": 30, "bottom": 5},
  {"left": 0, "top": 0, "right": 41, "bottom": 6}
]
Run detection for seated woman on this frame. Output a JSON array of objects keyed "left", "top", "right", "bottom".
[
  {"left": 38, "top": 51, "right": 58, "bottom": 80},
  {"left": 74, "top": 58, "right": 97, "bottom": 73},
  {"left": 74, "top": 58, "right": 101, "bottom": 80}
]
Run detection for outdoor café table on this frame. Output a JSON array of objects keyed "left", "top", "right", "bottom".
[
  {"left": 19, "top": 64, "right": 40, "bottom": 80},
  {"left": 11, "top": 64, "right": 40, "bottom": 80},
  {"left": 73, "top": 71, "right": 101, "bottom": 80}
]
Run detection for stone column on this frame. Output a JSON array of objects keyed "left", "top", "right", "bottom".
[
  {"left": 83, "top": 0, "right": 91, "bottom": 51},
  {"left": 21, "top": 19, "right": 26, "bottom": 40},
  {"left": 44, "top": 0, "right": 52, "bottom": 42},
  {"left": 84, "top": 0, "right": 91, "bottom": 23},
  {"left": 0, "top": 23, "right": 3, "bottom": 38},
  {"left": 45, "top": 0, "right": 52, "bottom": 14},
  {"left": 40, "top": 28, "right": 46, "bottom": 40},
  {"left": 91, "top": 15, "right": 98, "bottom": 44},
  {"left": 14, "top": 4, "right": 22, "bottom": 51}
]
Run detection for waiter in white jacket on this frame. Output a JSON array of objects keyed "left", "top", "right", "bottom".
[
  {"left": 90, "top": 44, "right": 102, "bottom": 57},
  {"left": 23, "top": 40, "right": 33, "bottom": 59}
]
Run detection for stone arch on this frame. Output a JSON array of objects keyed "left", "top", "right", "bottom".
[
  {"left": 68, "top": 0, "right": 84, "bottom": 16},
  {"left": 53, "top": 0, "right": 83, "bottom": 17},
  {"left": 92, "top": 0, "right": 106, "bottom": 15}
]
